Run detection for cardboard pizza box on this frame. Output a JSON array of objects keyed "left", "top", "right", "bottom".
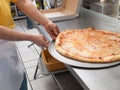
[
  {"left": 42, "top": 49, "right": 66, "bottom": 72},
  {"left": 40, "top": 0, "right": 81, "bottom": 21}
]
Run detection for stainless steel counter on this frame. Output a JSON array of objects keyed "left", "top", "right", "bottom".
[{"left": 39, "top": 7, "right": 120, "bottom": 90}]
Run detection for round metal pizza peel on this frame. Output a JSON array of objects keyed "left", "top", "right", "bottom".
[{"left": 48, "top": 41, "right": 120, "bottom": 69}]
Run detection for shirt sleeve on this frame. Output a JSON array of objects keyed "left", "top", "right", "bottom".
[{"left": 11, "top": 0, "right": 18, "bottom": 3}]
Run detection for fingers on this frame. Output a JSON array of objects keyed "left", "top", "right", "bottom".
[
  {"left": 49, "top": 26, "right": 60, "bottom": 40},
  {"left": 43, "top": 41, "right": 49, "bottom": 48},
  {"left": 49, "top": 30, "right": 57, "bottom": 40},
  {"left": 32, "top": 34, "right": 50, "bottom": 48},
  {"left": 42, "top": 35, "right": 47, "bottom": 41},
  {"left": 53, "top": 24, "right": 60, "bottom": 35},
  {"left": 41, "top": 35, "right": 50, "bottom": 47},
  {"left": 45, "top": 22, "right": 60, "bottom": 40}
]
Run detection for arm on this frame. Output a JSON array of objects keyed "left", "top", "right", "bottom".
[
  {"left": 0, "top": 26, "right": 49, "bottom": 47},
  {"left": 15, "top": 0, "right": 59, "bottom": 39}
]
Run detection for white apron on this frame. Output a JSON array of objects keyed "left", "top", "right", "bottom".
[{"left": 0, "top": 40, "right": 24, "bottom": 90}]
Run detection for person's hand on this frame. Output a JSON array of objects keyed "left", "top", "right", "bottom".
[
  {"left": 45, "top": 22, "right": 60, "bottom": 40},
  {"left": 31, "top": 34, "right": 49, "bottom": 47}
]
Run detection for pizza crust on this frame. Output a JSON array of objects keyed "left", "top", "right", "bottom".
[{"left": 55, "top": 28, "right": 120, "bottom": 63}]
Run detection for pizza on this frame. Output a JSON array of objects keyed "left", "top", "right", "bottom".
[{"left": 55, "top": 27, "right": 120, "bottom": 63}]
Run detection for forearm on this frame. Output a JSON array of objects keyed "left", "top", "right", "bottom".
[
  {"left": 0, "top": 26, "right": 34, "bottom": 41},
  {"left": 15, "top": 0, "right": 52, "bottom": 27},
  {"left": 15, "top": 0, "right": 59, "bottom": 40}
]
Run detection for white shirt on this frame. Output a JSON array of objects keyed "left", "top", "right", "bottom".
[{"left": 0, "top": 40, "right": 24, "bottom": 90}]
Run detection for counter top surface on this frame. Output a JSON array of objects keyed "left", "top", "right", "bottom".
[
  {"left": 58, "top": 7, "right": 120, "bottom": 90},
  {"left": 39, "top": 7, "right": 120, "bottom": 90}
]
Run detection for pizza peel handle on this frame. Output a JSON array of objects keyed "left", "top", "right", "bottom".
[{"left": 33, "top": 22, "right": 52, "bottom": 42}]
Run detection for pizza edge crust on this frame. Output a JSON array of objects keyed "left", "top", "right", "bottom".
[
  {"left": 55, "top": 29, "right": 120, "bottom": 63},
  {"left": 55, "top": 44, "right": 120, "bottom": 63}
]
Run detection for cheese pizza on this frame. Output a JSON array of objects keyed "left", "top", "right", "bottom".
[{"left": 55, "top": 27, "right": 120, "bottom": 63}]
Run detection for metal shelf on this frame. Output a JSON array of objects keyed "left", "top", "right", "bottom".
[{"left": 10, "top": 3, "right": 25, "bottom": 20}]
